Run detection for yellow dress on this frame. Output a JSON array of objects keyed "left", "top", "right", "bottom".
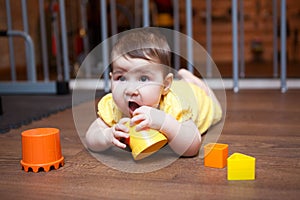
[{"left": 97, "top": 80, "right": 222, "bottom": 134}]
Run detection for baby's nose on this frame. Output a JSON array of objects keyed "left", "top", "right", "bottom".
[{"left": 124, "top": 82, "right": 139, "bottom": 96}]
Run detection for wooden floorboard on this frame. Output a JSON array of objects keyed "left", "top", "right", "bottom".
[{"left": 0, "top": 89, "right": 300, "bottom": 199}]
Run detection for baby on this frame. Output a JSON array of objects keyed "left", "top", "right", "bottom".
[{"left": 86, "top": 28, "right": 222, "bottom": 157}]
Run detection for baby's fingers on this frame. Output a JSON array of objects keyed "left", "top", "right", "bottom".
[
  {"left": 135, "top": 120, "right": 150, "bottom": 131},
  {"left": 131, "top": 114, "right": 151, "bottom": 131},
  {"left": 119, "top": 117, "right": 130, "bottom": 125},
  {"left": 112, "top": 137, "right": 126, "bottom": 149},
  {"left": 111, "top": 123, "right": 129, "bottom": 149},
  {"left": 113, "top": 121, "right": 129, "bottom": 133},
  {"left": 113, "top": 130, "right": 129, "bottom": 139},
  {"left": 130, "top": 114, "right": 146, "bottom": 126}
]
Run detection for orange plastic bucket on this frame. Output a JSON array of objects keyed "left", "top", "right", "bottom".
[{"left": 20, "top": 128, "right": 64, "bottom": 172}]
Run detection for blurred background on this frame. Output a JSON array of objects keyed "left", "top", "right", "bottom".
[{"left": 0, "top": 0, "right": 299, "bottom": 93}]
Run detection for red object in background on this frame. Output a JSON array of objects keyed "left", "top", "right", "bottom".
[
  {"left": 154, "top": 0, "right": 172, "bottom": 13},
  {"left": 74, "top": 35, "right": 84, "bottom": 56},
  {"left": 50, "top": 2, "right": 59, "bottom": 56},
  {"left": 51, "top": 34, "right": 57, "bottom": 56},
  {"left": 51, "top": 2, "right": 59, "bottom": 12}
]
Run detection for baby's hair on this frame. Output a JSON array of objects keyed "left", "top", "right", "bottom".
[{"left": 111, "top": 28, "right": 171, "bottom": 75}]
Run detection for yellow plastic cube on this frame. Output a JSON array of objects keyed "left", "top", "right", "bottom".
[
  {"left": 227, "top": 153, "right": 256, "bottom": 180},
  {"left": 204, "top": 143, "right": 228, "bottom": 168}
]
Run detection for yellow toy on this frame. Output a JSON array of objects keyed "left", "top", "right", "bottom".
[
  {"left": 227, "top": 153, "right": 256, "bottom": 180},
  {"left": 204, "top": 143, "right": 228, "bottom": 168},
  {"left": 125, "top": 122, "right": 168, "bottom": 160}
]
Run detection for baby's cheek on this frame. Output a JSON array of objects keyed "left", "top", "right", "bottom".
[{"left": 143, "top": 92, "right": 162, "bottom": 107}]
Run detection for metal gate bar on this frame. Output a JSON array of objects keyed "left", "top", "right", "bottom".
[
  {"left": 232, "top": 0, "right": 287, "bottom": 93},
  {"left": 0, "top": 0, "right": 70, "bottom": 94}
]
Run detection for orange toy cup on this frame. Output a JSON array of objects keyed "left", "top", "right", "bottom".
[
  {"left": 125, "top": 122, "right": 168, "bottom": 160},
  {"left": 20, "top": 128, "right": 64, "bottom": 172}
]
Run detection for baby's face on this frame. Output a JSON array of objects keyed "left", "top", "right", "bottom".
[{"left": 111, "top": 56, "right": 166, "bottom": 117}]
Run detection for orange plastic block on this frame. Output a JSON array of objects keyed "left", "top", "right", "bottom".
[{"left": 204, "top": 143, "right": 228, "bottom": 168}]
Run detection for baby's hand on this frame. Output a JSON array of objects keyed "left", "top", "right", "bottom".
[
  {"left": 111, "top": 118, "right": 130, "bottom": 149},
  {"left": 131, "top": 106, "right": 166, "bottom": 131}
]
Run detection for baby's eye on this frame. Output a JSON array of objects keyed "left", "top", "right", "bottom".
[
  {"left": 118, "top": 76, "right": 126, "bottom": 81},
  {"left": 140, "top": 76, "right": 149, "bottom": 82}
]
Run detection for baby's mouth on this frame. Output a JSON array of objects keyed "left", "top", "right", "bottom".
[{"left": 128, "top": 101, "right": 140, "bottom": 115}]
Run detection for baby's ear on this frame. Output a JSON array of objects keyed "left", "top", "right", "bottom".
[{"left": 162, "top": 73, "right": 173, "bottom": 95}]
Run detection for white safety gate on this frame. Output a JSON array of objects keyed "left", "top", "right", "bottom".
[{"left": 0, "top": 0, "right": 288, "bottom": 95}]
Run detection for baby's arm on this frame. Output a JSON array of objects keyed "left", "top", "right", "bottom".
[
  {"left": 86, "top": 117, "right": 129, "bottom": 152},
  {"left": 161, "top": 115, "right": 201, "bottom": 156},
  {"left": 131, "top": 106, "right": 201, "bottom": 157}
]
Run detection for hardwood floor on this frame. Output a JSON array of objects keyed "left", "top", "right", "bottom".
[{"left": 0, "top": 89, "right": 299, "bottom": 199}]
